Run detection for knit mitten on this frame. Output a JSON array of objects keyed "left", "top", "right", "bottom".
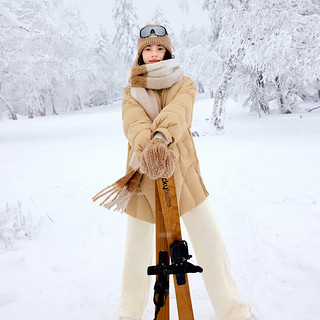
[
  {"left": 140, "top": 139, "right": 177, "bottom": 179},
  {"left": 162, "top": 149, "right": 178, "bottom": 178}
]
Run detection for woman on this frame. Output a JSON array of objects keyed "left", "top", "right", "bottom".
[{"left": 94, "top": 24, "right": 253, "bottom": 320}]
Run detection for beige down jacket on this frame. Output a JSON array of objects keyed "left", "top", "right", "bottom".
[{"left": 122, "top": 76, "right": 209, "bottom": 223}]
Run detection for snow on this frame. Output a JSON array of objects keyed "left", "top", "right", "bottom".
[{"left": 1, "top": 98, "right": 320, "bottom": 320}]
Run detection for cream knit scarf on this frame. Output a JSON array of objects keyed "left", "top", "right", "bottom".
[{"left": 93, "top": 58, "right": 184, "bottom": 212}]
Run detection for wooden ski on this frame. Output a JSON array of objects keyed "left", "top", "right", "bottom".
[
  {"left": 155, "top": 176, "right": 195, "bottom": 320},
  {"left": 154, "top": 184, "right": 170, "bottom": 320}
]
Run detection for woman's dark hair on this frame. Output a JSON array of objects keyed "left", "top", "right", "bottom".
[{"left": 138, "top": 50, "right": 172, "bottom": 65}]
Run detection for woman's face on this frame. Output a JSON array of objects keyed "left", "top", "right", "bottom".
[{"left": 142, "top": 44, "right": 166, "bottom": 64}]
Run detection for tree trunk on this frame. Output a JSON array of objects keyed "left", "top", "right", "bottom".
[
  {"left": 285, "top": 84, "right": 297, "bottom": 113},
  {"left": 197, "top": 82, "right": 204, "bottom": 93},
  {"left": 49, "top": 90, "right": 58, "bottom": 115},
  {"left": 297, "top": 90, "right": 315, "bottom": 102},
  {"left": 29, "top": 94, "right": 34, "bottom": 119},
  {"left": 211, "top": 47, "right": 244, "bottom": 131},
  {"left": 28, "top": 107, "right": 34, "bottom": 119},
  {"left": 38, "top": 94, "right": 46, "bottom": 116},
  {"left": 0, "top": 95, "right": 18, "bottom": 120},
  {"left": 257, "top": 72, "right": 270, "bottom": 114},
  {"left": 67, "top": 93, "right": 84, "bottom": 112},
  {"left": 67, "top": 94, "right": 72, "bottom": 112},
  {"left": 77, "top": 94, "right": 84, "bottom": 110},
  {"left": 212, "top": 87, "right": 226, "bottom": 131},
  {"left": 275, "top": 76, "right": 291, "bottom": 114}
]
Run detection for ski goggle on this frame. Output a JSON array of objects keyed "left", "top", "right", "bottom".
[{"left": 140, "top": 25, "right": 168, "bottom": 38}]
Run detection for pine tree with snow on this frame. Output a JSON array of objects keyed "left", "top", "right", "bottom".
[
  {"left": 90, "top": 25, "right": 126, "bottom": 106},
  {"left": 149, "top": 6, "right": 177, "bottom": 51},
  {"left": 112, "top": 0, "right": 139, "bottom": 68}
]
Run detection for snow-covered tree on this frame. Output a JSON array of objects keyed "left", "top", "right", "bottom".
[
  {"left": 150, "top": 6, "right": 169, "bottom": 26},
  {"left": 0, "top": 0, "right": 93, "bottom": 119},
  {"left": 203, "top": 0, "right": 248, "bottom": 130},
  {"left": 0, "top": 2, "right": 29, "bottom": 119},
  {"left": 148, "top": 6, "right": 177, "bottom": 51},
  {"left": 179, "top": 0, "right": 190, "bottom": 15},
  {"left": 112, "top": 0, "right": 139, "bottom": 68},
  {"left": 181, "top": 26, "right": 223, "bottom": 95},
  {"left": 203, "top": 0, "right": 320, "bottom": 130},
  {"left": 89, "top": 25, "right": 125, "bottom": 106},
  {"left": 202, "top": 0, "right": 226, "bottom": 46}
]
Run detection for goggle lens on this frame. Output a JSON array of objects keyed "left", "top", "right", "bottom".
[{"left": 140, "top": 26, "right": 168, "bottom": 38}]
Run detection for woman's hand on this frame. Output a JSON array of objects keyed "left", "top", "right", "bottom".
[{"left": 140, "top": 139, "right": 178, "bottom": 180}]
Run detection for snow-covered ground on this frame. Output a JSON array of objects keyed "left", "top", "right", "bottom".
[{"left": 0, "top": 97, "right": 319, "bottom": 320}]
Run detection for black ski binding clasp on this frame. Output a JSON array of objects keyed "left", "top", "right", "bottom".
[
  {"left": 148, "top": 251, "right": 169, "bottom": 320},
  {"left": 170, "top": 240, "right": 203, "bottom": 285},
  {"left": 147, "top": 240, "right": 203, "bottom": 319}
]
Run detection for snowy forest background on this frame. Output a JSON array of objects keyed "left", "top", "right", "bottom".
[
  {"left": 1, "top": 1, "right": 320, "bottom": 319},
  {"left": 1, "top": 0, "right": 320, "bottom": 130}
]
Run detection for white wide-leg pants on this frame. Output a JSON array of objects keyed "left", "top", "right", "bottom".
[{"left": 120, "top": 199, "right": 251, "bottom": 320}]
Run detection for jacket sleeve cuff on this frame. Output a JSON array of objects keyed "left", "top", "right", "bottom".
[{"left": 153, "top": 131, "right": 170, "bottom": 145}]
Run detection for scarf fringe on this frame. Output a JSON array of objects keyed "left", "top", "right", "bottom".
[{"left": 92, "top": 167, "right": 142, "bottom": 212}]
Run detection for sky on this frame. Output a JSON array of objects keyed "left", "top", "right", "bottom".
[{"left": 65, "top": 0, "right": 209, "bottom": 39}]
